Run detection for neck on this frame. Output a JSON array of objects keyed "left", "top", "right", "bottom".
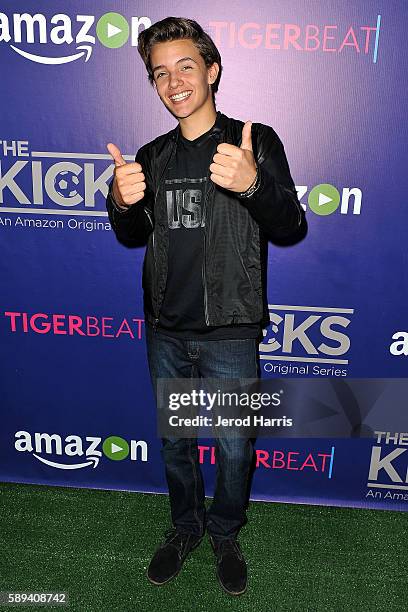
[{"left": 178, "top": 102, "right": 217, "bottom": 141}]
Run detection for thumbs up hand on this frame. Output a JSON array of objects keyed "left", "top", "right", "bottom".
[
  {"left": 209, "top": 121, "right": 257, "bottom": 193},
  {"left": 107, "top": 142, "right": 146, "bottom": 207}
]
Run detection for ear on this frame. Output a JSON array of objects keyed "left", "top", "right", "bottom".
[{"left": 208, "top": 62, "right": 219, "bottom": 85}]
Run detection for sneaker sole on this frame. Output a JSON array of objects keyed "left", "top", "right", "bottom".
[
  {"left": 146, "top": 567, "right": 182, "bottom": 586},
  {"left": 216, "top": 567, "right": 247, "bottom": 596},
  {"left": 146, "top": 536, "right": 203, "bottom": 586}
]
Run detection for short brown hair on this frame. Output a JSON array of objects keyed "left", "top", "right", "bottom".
[{"left": 137, "top": 17, "right": 222, "bottom": 106}]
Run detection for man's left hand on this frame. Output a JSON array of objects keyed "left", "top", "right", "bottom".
[{"left": 209, "top": 121, "right": 257, "bottom": 193}]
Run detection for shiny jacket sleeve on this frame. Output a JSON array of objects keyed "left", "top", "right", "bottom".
[
  {"left": 106, "top": 144, "right": 154, "bottom": 247},
  {"left": 237, "top": 124, "right": 305, "bottom": 239}
]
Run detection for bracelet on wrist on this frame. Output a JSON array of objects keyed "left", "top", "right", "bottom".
[{"left": 238, "top": 165, "right": 261, "bottom": 198}]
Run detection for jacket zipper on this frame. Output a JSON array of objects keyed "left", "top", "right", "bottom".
[
  {"left": 152, "top": 135, "right": 178, "bottom": 331},
  {"left": 144, "top": 207, "right": 154, "bottom": 230},
  {"left": 152, "top": 230, "right": 159, "bottom": 330},
  {"left": 202, "top": 191, "right": 210, "bottom": 325},
  {"left": 201, "top": 151, "right": 216, "bottom": 326},
  {"left": 143, "top": 209, "right": 159, "bottom": 330}
]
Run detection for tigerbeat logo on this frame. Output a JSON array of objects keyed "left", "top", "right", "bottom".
[
  {"left": 0, "top": 12, "right": 151, "bottom": 64},
  {"left": 15, "top": 430, "right": 148, "bottom": 470}
]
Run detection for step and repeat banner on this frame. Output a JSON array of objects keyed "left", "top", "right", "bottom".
[{"left": 1, "top": 1, "right": 407, "bottom": 511}]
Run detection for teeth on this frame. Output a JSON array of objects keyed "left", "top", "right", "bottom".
[{"left": 170, "top": 91, "right": 192, "bottom": 101}]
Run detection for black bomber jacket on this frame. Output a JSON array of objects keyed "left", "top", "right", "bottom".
[{"left": 106, "top": 110, "right": 305, "bottom": 330}]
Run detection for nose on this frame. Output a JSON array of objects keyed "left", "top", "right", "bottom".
[{"left": 168, "top": 70, "right": 182, "bottom": 90}]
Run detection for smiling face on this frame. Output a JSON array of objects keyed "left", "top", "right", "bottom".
[{"left": 150, "top": 38, "right": 219, "bottom": 121}]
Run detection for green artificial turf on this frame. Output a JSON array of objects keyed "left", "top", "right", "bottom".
[{"left": 0, "top": 482, "right": 406, "bottom": 611}]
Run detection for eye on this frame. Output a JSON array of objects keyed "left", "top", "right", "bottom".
[{"left": 156, "top": 65, "right": 192, "bottom": 80}]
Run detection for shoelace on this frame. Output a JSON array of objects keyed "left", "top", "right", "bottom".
[
  {"left": 162, "top": 528, "right": 190, "bottom": 557},
  {"left": 215, "top": 538, "right": 243, "bottom": 561}
]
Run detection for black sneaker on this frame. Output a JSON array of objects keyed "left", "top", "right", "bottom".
[
  {"left": 210, "top": 536, "right": 247, "bottom": 596},
  {"left": 147, "top": 528, "right": 203, "bottom": 585}
]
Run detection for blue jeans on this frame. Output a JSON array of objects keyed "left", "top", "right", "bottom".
[{"left": 145, "top": 324, "right": 259, "bottom": 540}]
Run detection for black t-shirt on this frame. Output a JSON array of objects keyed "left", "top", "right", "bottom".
[{"left": 157, "top": 119, "right": 260, "bottom": 340}]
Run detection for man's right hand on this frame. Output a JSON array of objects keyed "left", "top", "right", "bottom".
[{"left": 107, "top": 143, "right": 146, "bottom": 207}]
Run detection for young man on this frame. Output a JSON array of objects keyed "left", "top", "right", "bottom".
[{"left": 106, "top": 17, "right": 304, "bottom": 596}]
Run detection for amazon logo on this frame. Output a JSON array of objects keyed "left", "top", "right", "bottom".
[{"left": 0, "top": 11, "right": 151, "bottom": 64}]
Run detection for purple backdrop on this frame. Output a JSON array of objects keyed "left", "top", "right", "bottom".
[{"left": 1, "top": 1, "right": 407, "bottom": 511}]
